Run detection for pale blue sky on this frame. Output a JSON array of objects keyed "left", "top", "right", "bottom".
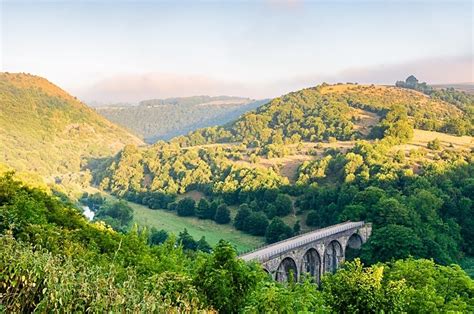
[{"left": 1, "top": 0, "right": 473, "bottom": 102}]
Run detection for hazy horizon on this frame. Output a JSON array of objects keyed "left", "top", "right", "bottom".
[{"left": 1, "top": 0, "right": 473, "bottom": 103}]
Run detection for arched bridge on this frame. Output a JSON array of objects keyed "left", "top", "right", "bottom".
[{"left": 240, "top": 221, "right": 372, "bottom": 283}]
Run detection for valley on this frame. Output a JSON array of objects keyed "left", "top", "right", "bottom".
[
  {"left": 96, "top": 96, "right": 268, "bottom": 143},
  {"left": 101, "top": 191, "right": 265, "bottom": 252},
  {"left": 1, "top": 73, "right": 473, "bottom": 312},
  {"left": 2, "top": 2, "right": 473, "bottom": 311}
]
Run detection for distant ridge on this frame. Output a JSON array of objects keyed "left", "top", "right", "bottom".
[
  {"left": 431, "top": 83, "right": 474, "bottom": 95},
  {"left": 96, "top": 96, "right": 268, "bottom": 143}
]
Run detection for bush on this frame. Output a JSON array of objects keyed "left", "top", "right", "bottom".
[
  {"left": 176, "top": 198, "right": 196, "bottom": 217},
  {"left": 149, "top": 228, "right": 169, "bottom": 246},
  {"left": 265, "top": 217, "right": 293, "bottom": 244},
  {"left": 306, "top": 210, "right": 320, "bottom": 227},
  {"left": 274, "top": 194, "right": 292, "bottom": 216},
  {"left": 193, "top": 240, "right": 263, "bottom": 313},
  {"left": 178, "top": 228, "right": 197, "bottom": 251},
  {"left": 293, "top": 220, "right": 301, "bottom": 234},
  {"left": 94, "top": 200, "right": 133, "bottom": 232},
  {"left": 214, "top": 204, "right": 231, "bottom": 224},
  {"left": 245, "top": 212, "right": 269, "bottom": 236},
  {"left": 195, "top": 198, "right": 210, "bottom": 219},
  {"left": 234, "top": 204, "right": 251, "bottom": 230},
  {"left": 427, "top": 138, "right": 441, "bottom": 150}
]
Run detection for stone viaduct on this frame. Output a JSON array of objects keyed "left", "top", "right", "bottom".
[{"left": 240, "top": 221, "right": 372, "bottom": 283}]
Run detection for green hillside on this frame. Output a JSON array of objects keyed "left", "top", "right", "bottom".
[
  {"left": 0, "top": 73, "right": 143, "bottom": 176},
  {"left": 171, "top": 83, "right": 471, "bottom": 149},
  {"left": 95, "top": 81, "right": 474, "bottom": 270},
  {"left": 1, "top": 77, "right": 473, "bottom": 313}
]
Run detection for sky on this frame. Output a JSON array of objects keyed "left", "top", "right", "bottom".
[{"left": 1, "top": 0, "right": 473, "bottom": 103}]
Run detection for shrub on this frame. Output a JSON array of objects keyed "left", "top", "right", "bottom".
[
  {"left": 214, "top": 204, "right": 231, "bottom": 224},
  {"left": 306, "top": 210, "right": 320, "bottom": 227},
  {"left": 245, "top": 212, "right": 269, "bottom": 236},
  {"left": 265, "top": 217, "right": 293, "bottom": 244},
  {"left": 427, "top": 138, "right": 441, "bottom": 150},
  {"left": 176, "top": 198, "right": 196, "bottom": 217}
]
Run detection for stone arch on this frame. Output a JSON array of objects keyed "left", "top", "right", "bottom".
[
  {"left": 276, "top": 257, "right": 298, "bottom": 283},
  {"left": 301, "top": 248, "right": 321, "bottom": 283},
  {"left": 324, "top": 240, "right": 343, "bottom": 273},
  {"left": 345, "top": 233, "right": 364, "bottom": 261},
  {"left": 347, "top": 233, "right": 363, "bottom": 249}
]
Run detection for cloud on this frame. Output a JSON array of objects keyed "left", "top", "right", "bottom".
[
  {"left": 76, "top": 55, "right": 473, "bottom": 104},
  {"left": 75, "top": 73, "right": 252, "bottom": 103}
]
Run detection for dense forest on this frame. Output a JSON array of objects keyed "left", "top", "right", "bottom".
[
  {"left": 1, "top": 173, "right": 473, "bottom": 312},
  {"left": 97, "top": 96, "right": 267, "bottom": 143}
]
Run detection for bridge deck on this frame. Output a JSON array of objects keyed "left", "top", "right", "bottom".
[{"left": 240, "top": 221, "right": 365, "bottom": 262}]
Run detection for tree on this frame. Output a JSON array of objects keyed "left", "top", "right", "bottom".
[
  {"left": 176, "top": 197, "right": 196, "bottom": 217},
  {"left": 371, "top": 198, "right": 410, "bottom": 226},
  {"left": 306, "top": 210, "right": 320, "bottom": 227},
  {"left": 177, "top": 228, "right": 197, "bottom": 251},
  {"left": 265, "top": 217, "right": 293, "bottom": 244},
  {"left": 214, "top": 204, "right": 231, "bottom": 224},
  {"left": 274, "top": 194, "right": 292, "bottom": 216},
  {"left": 196, "top": 236, "right": 212, "bottom": 253},
  {"left": 245, "top": 212, "right": 269, "bottom": 236},
  {"left": 234, "top": 204, "right": 251, "bottom": 230},
  {"left": 245, "top": 279, "right": 325, "bottom": 312},
  {"left": 361, "top": 225, "right": 426, "bottom": 264},
  {"left": 264, "top": 204, "right": 277, "bottom": 219},
  {"left": 94, "top": 200, "right": 133, "bottom": 232},
  {"left": 293, "top": 220, "right": 301, "bottom": 234},
  {"left": 384, "top": 258, "right": 474, "bottom": 313},
  {"left": 203, "top": 200, "right": 218, "bottom": 220},
  {"left": 149, "top": 228, "right": 168, "bottom": 246},
  {"left": 193, "top": 240, "right": 262, "bottom": 313},
  {"left": 80, "top": 192, "right": 104, "bottom": 211},
  {"left": 405, "top": 75, "right": 419, "bottom": 87},
  {"left": 195, "top": 198, "right": 210, "bottom": 219},
  {"left": 322, "top": 259, "right": 407, "bottom": 313},
  {"left": 381, "top": 105, "right": 413, "bottom": 143}
]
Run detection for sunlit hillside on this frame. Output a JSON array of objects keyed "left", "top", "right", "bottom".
[{"left": 0, "top": 73, "right": 143, "bottom": 176}]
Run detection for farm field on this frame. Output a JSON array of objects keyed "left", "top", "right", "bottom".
[{"left": 105, "top": 193, "right": 265, "bottom": 252}]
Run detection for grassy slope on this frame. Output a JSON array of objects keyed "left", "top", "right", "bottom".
[
  {"left": 103, "top": 193, "right": 264, "bottom": 252},
  {"left": 0, "top": 72, "right": 143, "bottom": 176},
  {"left": 318, "top": 84, "right": 463, "bottom": 118}
]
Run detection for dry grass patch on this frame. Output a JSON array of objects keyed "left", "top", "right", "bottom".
[{"left": 397, "top": 129, "right": 473, "bottom": 152}]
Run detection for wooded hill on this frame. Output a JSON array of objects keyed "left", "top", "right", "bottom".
[
  {"left": 0, "top": 73, "right": 143, "bottom": 176},
  {"left": 96, "top": 96, "right": 267, "bottom": 143},
  {"left": 94, "top": 79, "right": 473, "bottom": 268},
  {"left": 1, "top": 75, "right": 473, "bottom": 312}
]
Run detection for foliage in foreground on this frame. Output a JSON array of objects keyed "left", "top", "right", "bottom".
[{"left": 0, "top": 173, "right": 473, "bottom": 313}]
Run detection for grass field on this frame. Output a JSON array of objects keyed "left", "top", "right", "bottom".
[{"left": 103, "top": 193, "right": 264, "bottom": 253}]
